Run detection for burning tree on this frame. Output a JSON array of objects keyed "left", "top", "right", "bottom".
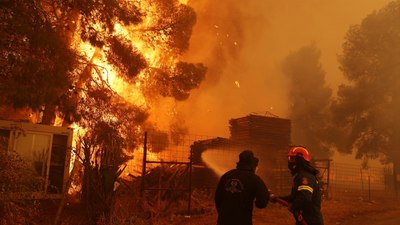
[
  {"left": 0, "top": 0, "right": 79, "bottom": 121},
  {"left": 1, "top": 0, "right": 206, "bottom": 124},
  {"left": 332, "top": 0, "right": 400, "bottom": 165},
  {"left": 1, "top": 0, "right": 206, "bottom": 223}
]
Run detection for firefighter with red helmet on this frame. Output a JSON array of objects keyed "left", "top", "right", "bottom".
[{"left": 272, "top": 146, "right": 324, "bottom": 225}]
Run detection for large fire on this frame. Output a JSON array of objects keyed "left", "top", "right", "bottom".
[
  {"left": 0, "top": 0, "right": 206, "bottom": 188},
  {"left": 65, "top": 0, "right": 200, "bottom": 176}
]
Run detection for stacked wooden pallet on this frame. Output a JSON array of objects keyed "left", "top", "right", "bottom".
[
  {"left": 229, "top": 114, "right": 291, "bottom": 147},
  {"left": 229, "top": 114, "right": 292, "bottom": 191}
]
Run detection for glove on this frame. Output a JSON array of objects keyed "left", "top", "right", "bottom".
[
  {"left": 287, "top": 203, "right": 294, "bottom": 212},
  {"left": 269, "top": 193, "right": 277, "bottom": 203}
]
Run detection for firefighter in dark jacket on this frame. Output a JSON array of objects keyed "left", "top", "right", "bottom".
[
  {"left": 215, "top": 150, "right": 269, "bottom": 225},
  {"left": 272, "top": 146, "right": 324, "bottom": 225}
]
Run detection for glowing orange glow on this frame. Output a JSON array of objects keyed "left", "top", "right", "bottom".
[
  {"left": 234, "top": 81, "right": 240, "bottom": 88},
  {"left": 68, "top": 1, "right": 166, "bottom": 174},
  {"left": 62, "top": 0, "right": 203, "bottom": 176},
  {"left": 70, "top": 5, "right": 165, "bottom": 111}
]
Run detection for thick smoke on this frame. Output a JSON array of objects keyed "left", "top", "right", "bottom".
[
  {"left": 281, "top": 44, "right": 332, "bottom": 158},
  {"left": 178, "top": 0, "right": 392, "bottom": 137}
]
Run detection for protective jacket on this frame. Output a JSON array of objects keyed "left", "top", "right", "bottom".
[
  {"left": 215, "top": 164, "right": 269, "bottom": 225},
  {"left": 281, "top": 170, "right": 324, "bottom": 225}
]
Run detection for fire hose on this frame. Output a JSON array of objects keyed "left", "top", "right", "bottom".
[{"left": 274, "top": 197, "right": 308, "bottom": 225}]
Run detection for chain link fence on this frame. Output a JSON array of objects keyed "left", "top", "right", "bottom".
[
  {"left": 328, "top": 163, "right": 396, "bottom": 200},
  {"left": 122, "top": 131, "right": 398, "bottom": 216}
]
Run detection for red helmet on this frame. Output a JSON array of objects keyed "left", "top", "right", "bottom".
[{"left": 288, "top": 146, "right": 311, "bottom": 162}]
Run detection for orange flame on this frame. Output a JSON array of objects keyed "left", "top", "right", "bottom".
[{"left": 69, "top": 1, "right": 181, "bottom": 176}]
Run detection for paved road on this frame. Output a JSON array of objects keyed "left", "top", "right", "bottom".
[{"left": 341, "top": 209, "right": 400, "bottom": 225}]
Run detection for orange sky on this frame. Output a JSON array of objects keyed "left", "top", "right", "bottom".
[{"left": 168, "top": 0, "right": 393, "bottom": 137}]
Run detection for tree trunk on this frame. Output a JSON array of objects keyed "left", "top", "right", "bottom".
[{"left": 41, "top": 104, "right": 56, "bottom": 125}]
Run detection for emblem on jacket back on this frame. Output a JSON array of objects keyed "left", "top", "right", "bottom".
[{"left": 225, "top": 178, "right": 244, "bottom": 193}]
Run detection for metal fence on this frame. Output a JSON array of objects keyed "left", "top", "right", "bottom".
[
  {"left": 327, "top": 163, "right": 396, "bottom": 200},
  {"left": 123, "top": 131, "right": 398, "bottom": 214},
  {"left": 125, "top": 132, "right": 213, "bottom": 176},
  {"left": 125, "top": 131, "right": 215, "bottom": 214}
]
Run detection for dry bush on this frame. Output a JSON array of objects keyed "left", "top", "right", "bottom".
[
  {"left": 0, "top": 150, "right": 43, "bottom": 225},
  {"left": 94, "top": 164, "right": 215, "bottom": 225}
]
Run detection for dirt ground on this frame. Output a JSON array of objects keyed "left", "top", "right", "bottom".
[
  {"left": 171, "top": 195, "right": 400, "bottom": 225},
  {"left": 339, "top": 208, "right": 400, "bottom": 225},
  {"left": 28, "top": 191, "right": 400, "bottom": 225}
]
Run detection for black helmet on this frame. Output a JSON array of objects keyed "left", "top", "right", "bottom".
[{"left": 237, "top": 150, "right": 259, "bottom": 171}]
